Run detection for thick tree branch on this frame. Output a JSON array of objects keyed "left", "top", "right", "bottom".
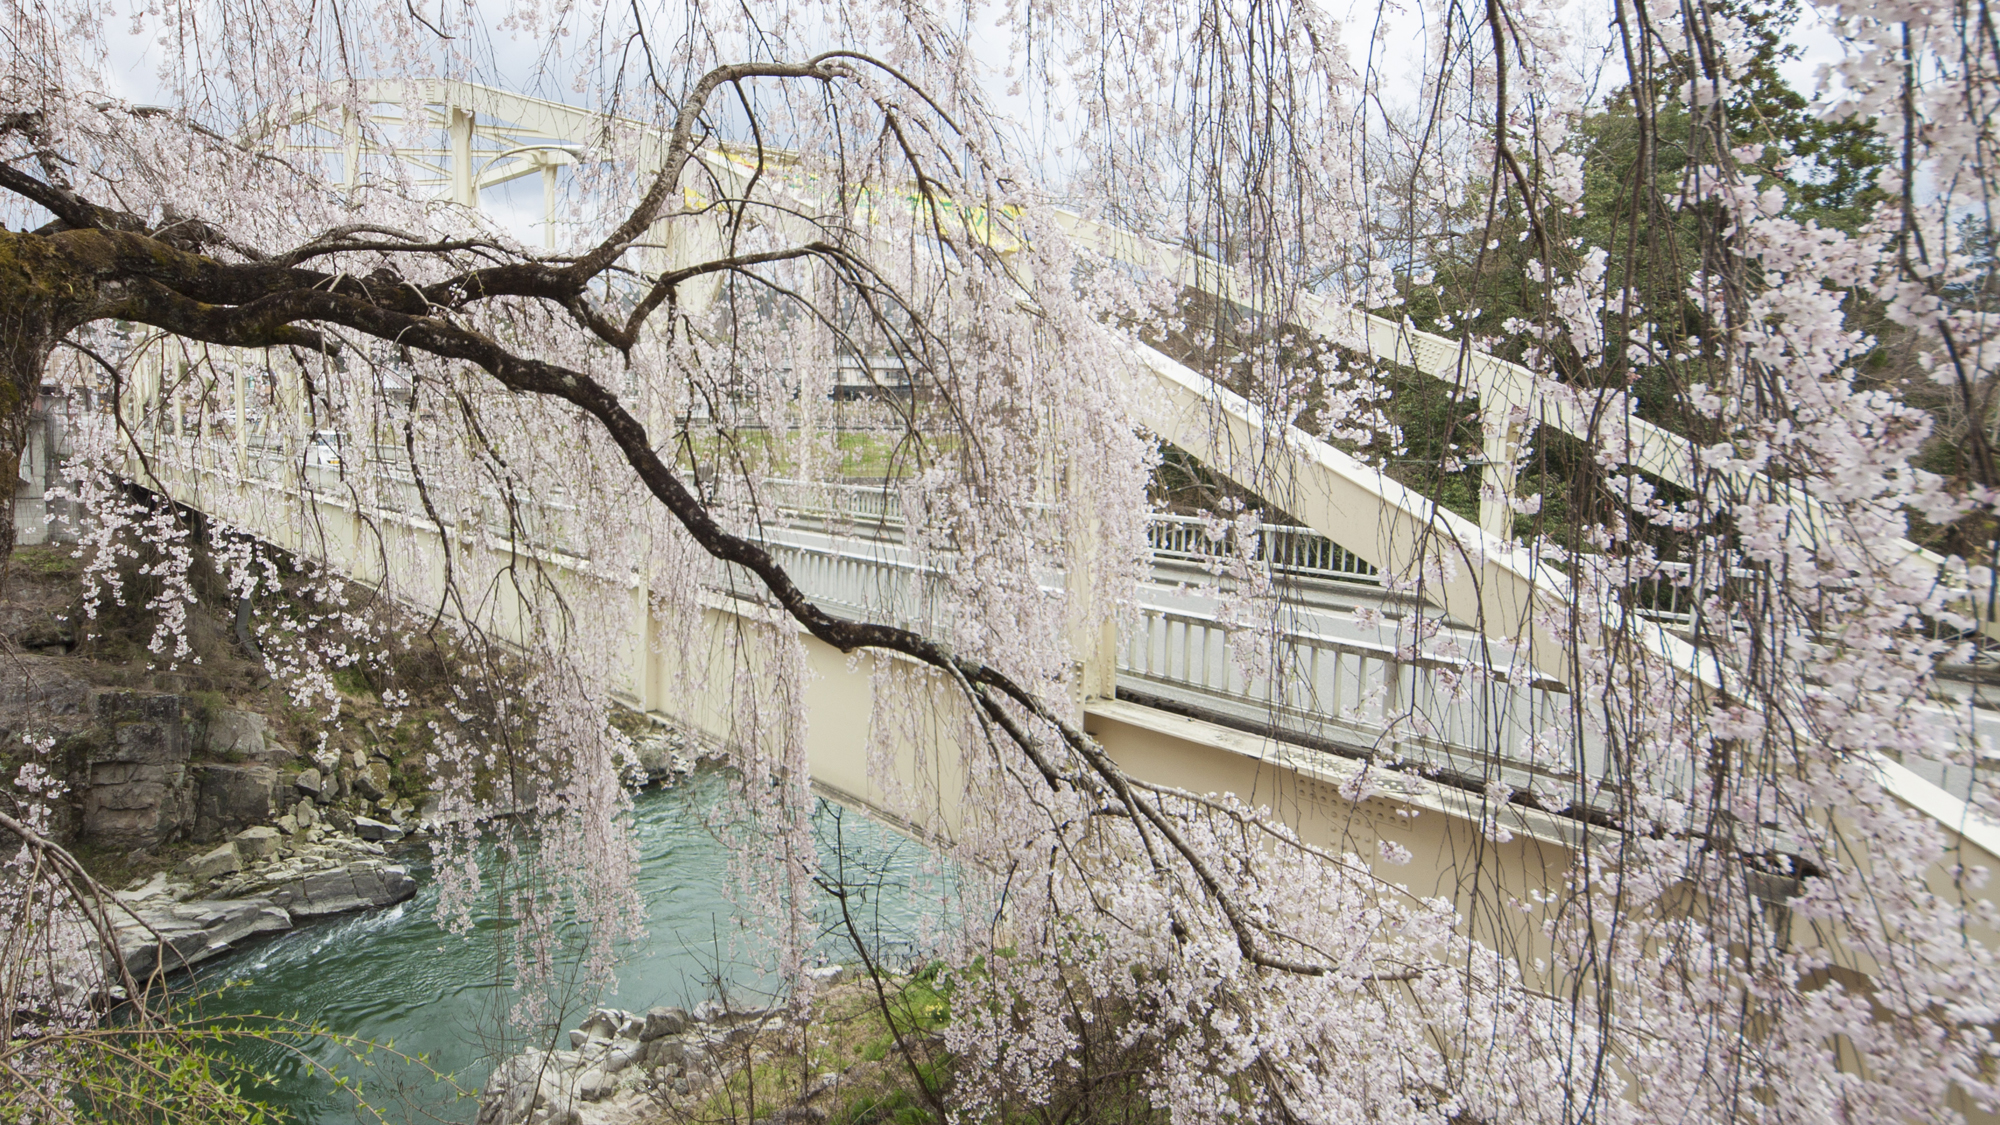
[
  {"left": 104, "top": 278, "right": 340, "bottom": 351},
  {"left": 0, "top": 163, "right": 106, "bottom": 231}
]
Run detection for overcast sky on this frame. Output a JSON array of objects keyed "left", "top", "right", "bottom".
[{"left": 86, "top": 0, "right": 1855, "bottom": 248}]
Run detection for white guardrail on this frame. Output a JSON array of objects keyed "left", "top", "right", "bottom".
[
  {"left": 115, "top": 426, "right": 2000, "bottom": 800},
  {"left": 759, "top": 477, "right": 1382, "bottom": 587},
  {"left": 130, "top": 430, "right": 1573, "bottom": 782},
  {"left": 1117, "top": 605, "right": 1592, "bottom": 792}
]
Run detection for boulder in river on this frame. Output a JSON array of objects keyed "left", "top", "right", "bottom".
[
  {"left": 477, "top": 1050, "right": 582, "bottom": 1125},
  {"left": 266, "top": 861, "right": 416, "bottom": 918},
  {"left": 109, "top": 829, "right": 418, "bottom": 977},
  {"left": 111, "top": 889, "right": 294, "bottom": 978},
  {"left": 640, "top": 1006, "right": 689, "bottom": 1041},
  {"left": 480, "top": 999, "right": 791, "bottom": 1124},
  {"left": 633, "top": 734, "right": 700, "bottom": 783}
]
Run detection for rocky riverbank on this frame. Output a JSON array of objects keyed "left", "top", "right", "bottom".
[
  {"left": 0, "top": 541, "right": 704, "bottom": 883},
  {"left": 0, "top": 659, "right": 437, "bottom": 981},
  {"left": 107, "top": 823, "right": 419, "bottom": 978},
  {"left": 477, "top": 987, "right": 831, "bottom": 1125},
  {"left": 472, "top": 959, "right": 940, "bottom": 1125}
]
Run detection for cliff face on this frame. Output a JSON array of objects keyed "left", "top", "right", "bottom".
[
  {"left": 83, "top": 691, "right": 198, "bottom": 849},
  {"left": 85, "top": 692, "right": 300, "bottom": 849},
  {"left": 0, "top": 546, "right": 434, "bottom": 981},
  {"left": 0, "top": 653, "right": 304, "bottom": 852},
  {"left": 0, "top": 536, "right": 684, "bottom": 880},
  {"left": 0, "top": 544, "right": 428, "bottom": 881}
]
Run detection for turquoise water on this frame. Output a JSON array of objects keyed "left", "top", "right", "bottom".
[{"left": 188, "top": 770, "right": 947, "bottom": 1124}]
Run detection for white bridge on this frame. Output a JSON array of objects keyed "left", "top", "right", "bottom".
[{"left": 51, "top": 79, "right": 2000, "bottom": 1034}]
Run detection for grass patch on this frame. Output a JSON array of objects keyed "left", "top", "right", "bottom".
[
  {"left": 330, "top": 666, "right": 375, "bottom": 698},
  {"left": 11, "top": 544, "right": 79, "bottom": 578},
  {"left": 188, "top": 689, "right": 229, "bottom": 724},
  {"left": 663, "top": 970, "right": 957, "bottom": 1125},
  {"left": 673, "top": 427, "right": 961, "bottom": 482}
]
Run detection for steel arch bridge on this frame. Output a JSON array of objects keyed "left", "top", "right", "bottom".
[
  {"left": 88, "top": 81, "right": 2000, "bottom": 1020},
  {"left": 220, "top": 80, "right": 1996, "bottom": 658}
]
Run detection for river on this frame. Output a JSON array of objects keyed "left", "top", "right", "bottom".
[{"left": 188, "top": 769, "right": 947, "bottom": 1124}]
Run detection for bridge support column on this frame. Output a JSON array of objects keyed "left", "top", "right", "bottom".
[
  {"left": 233, "top": 367, "right": 247, "bottom": 477},
  {"left": 1074, "top": 614, "right": 1119, "bottom": 705},
  {"left": 632, "top": 572, "right": 654, "bottom": 713},
  {"left": 131, "top": 345, "right": 160, "bottom": 435},
  {"left": 1477, "top": 377, "right": 1526, "bottom": 544},
  {"left": 341, "top": 108, "right": 360, "bottom": 191},
  {"left": 1066, "top": 517, "right": 1121, "bottom": 711},
  {"left": 649, "top": 201, "right": 724, "bottom": 317},
  {"left": 448, "top": 106, "right": 476, "bottom": 208},
  {"left": 542, "top": 161, "right": 558, "bottom": 250}
]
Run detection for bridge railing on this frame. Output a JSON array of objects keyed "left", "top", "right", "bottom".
[
  {"left": 755, "top": 537, "right": 949, "bottom": 633},
  {"left": 756, "top": 477, "right": 1382, "bottom": 586},
  {"left": 1118, "top": 605, "right": 1594, "bottom": 794},
  {"left": 171, "top": 431, "right": 1383, "bottom": 592},
  {"left": 759, "top": 477, "right": 911, "bottom": 530},
  {"left": 1624, "top": 560, "right": 1784, "bottom": 627},
  {"left": 752, "top": 526, "right": 1588, "bottom": 791},
  {"left": 745, "top": 526, "right": 1585, "bottom": 790},
  {"left": 1145, "top": 513, "right": 1379, "bottom": 585},
  {"left": 132, "top": 426, "right": 1997, "bottom": 800},
  {"left": 133, "top": 424, "right": 2000, "bottom": 807}
]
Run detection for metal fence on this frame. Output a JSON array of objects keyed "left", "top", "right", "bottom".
[
  {"left": 1118, "top": 605, "right": 1590, "bottom": 790},
  {"left": 758, "top": 479, "right": 1383, "bottom": 586},
  {"left": 1146, "top": 513, "right": 1379, "bottom": 585},
  {"left": 117, "top": 423, "right": 1998, "bottom": 804}
]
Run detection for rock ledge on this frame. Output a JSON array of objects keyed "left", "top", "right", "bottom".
[
  {"left": 478, "top": 997, "right": 798, "bottom": 1125},
  {"left": 108, "top": 826, "right": 416, "bottom": 977}
]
